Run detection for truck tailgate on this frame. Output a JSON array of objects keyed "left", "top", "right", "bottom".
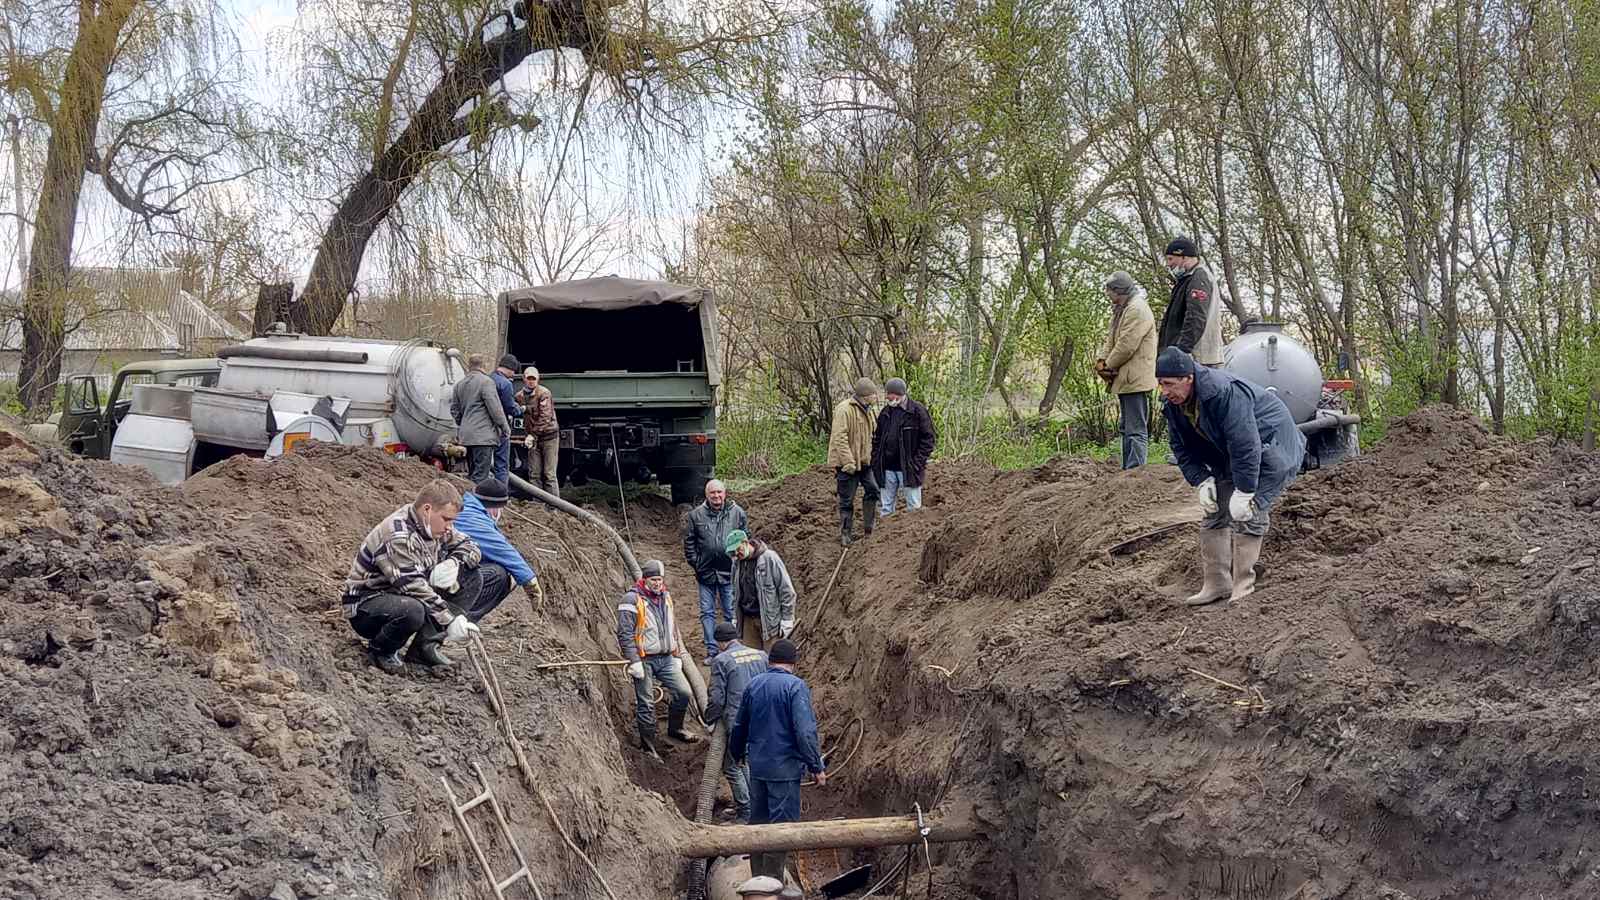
[{"left": 543, "top": 373, "right": 712, "bottom": 409}]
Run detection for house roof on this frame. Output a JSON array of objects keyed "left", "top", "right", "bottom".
[{"left": 0, "top": 267, "right": 244, "bottom": 353}]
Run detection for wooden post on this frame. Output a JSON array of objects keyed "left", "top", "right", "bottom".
[{"left": 675, "top": 812, "right": 984, "bottom": 859}]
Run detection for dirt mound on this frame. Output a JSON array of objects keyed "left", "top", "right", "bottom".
[
  {"left": 723, "top": 407, "right": 1600, "bottom": 898},
  {"left": 0, "top": 433, "right": 683, "bottom": 900}
]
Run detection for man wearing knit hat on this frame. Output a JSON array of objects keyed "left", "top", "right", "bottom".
[
  {"left": 826, "top": 377, "right": 880, "bottom": 545},
  {"left": 730, "top": 638, "right": 826, "bottom": 879},
  {"left": 617, "top": 559, "right": 699, "bottom": 756},
  {"left": 450, "top": 477, "right": 542, "bottom": 615},
  {"left": 707, "top": 620, "right": 768, "bottom": 823},
  {"left": 1156, "top": 347, "right": 1305, "bottom": 605},
  {"left": 491, "top": 353, "right": 524, "bottom": 484},
  {"left": 1095, "top": 271, "right": 1157, "bottom": 469},
  {"left": 873, "top": 377, "right": 937, "bottom": 516},
  {"left": 1158, "top": 236, "right": 1224, "bottom": 366}
]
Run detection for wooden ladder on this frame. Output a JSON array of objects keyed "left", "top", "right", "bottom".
[{"left": 442, "top": 761, "right": 547, "bottom": 900}]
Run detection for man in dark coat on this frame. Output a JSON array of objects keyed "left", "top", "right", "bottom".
[
  {"left": 1156, "top": 347, "right": 1306, "bottom": 605},
  {"left": 682, "top": 479, "right": 749, "bottom": 660},
  {"left": 871, "top": 377, "right": 936, "bottom": 517},
  {"left": 729, "top": 639, "right": 826, "bottom": 880},
  {"left": 706, "top": 621, "right": 768, "bottom": 824},
  {"left": 1157, "top": 236, "right": 1224, "bottom": 366},
  {"left": 490, "top": 354, "right": 523, "bottom": 484}
]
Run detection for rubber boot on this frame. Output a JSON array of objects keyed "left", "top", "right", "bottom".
[
  {"left": 404, "top": 622, "right": 452, "bottom": 667},
  {"left": 1230, "top": 533, "right": 1264, "bottom": 600},
  {"left": 862, "top": 502, "right": 876, "bottom": 537},
  {"left": 638, "top": 725, "right": 662, "bottom": 760},
  {"left": 839, "top": 508, "right": 853, "bottom": 546},
  {"left": 667, "top": 707, "right": 701, "bottom": 744},
  {"left": 1183, "top": 528, "right": 1234, "bottom": 607},
  {"left": 369, "top": 647, "right": 405, "bottom": 674}
]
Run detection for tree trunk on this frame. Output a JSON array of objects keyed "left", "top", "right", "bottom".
[
  {"left": 18, "top": 0, "right": 142, "bottom": 417},
  {"left": 290, "top": 8, "right": 608, "bottom": 334}
]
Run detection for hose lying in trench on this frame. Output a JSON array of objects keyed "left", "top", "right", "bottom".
[{"left": 687, "top": 722, "right": 727, "bottom": 900}]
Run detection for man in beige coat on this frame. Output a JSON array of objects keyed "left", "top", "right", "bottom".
[
  {"left": 826, "top": 377, "right": 879, "bottom": 545},
  {"left": 1095, "top": 271, "right": 1158, "bottom": 469}
]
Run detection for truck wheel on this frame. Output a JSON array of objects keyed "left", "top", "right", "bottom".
[{"left": 670, "top": 471, "right": 712, "bottom": 506}]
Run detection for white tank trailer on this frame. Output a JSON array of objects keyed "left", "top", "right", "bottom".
[
  {"left": 1221, "top": 321, "right": 1360, "bottom": 468},
  {"left": 109, "top": 332, "right": 466, "bottom": 484}
]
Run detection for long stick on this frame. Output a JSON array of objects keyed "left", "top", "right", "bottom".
[
  {"left": 535, "top": 659, "right": 631, "bottom": 670},
  {"left": 795, "top": 547, "right": 849, "bottom": 646},
  {"left": 469, "top": 635, "right": 622, "bottom": 900}
]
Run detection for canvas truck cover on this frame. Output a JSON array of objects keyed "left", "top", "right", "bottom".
[{"left": 498, "top": 276, "right": 721, "bottom": 386}]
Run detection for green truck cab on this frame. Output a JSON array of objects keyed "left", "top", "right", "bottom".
[
  {"left": 497, "top": 277, "right": 718, "bottom": 504},
  {"left": 46, "top": 358, "right": 221, "bottom": 458}
]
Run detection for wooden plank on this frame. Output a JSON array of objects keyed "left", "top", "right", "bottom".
[{"left": 675, "top": 812, "right": 984, "bottom": 858}]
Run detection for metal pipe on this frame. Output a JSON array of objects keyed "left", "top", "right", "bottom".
[
  {"left": 1298, "top": 412, "right": 1361, "bottom": 435},
  {"left": 216, "top": 345, "right": 370, "bottom": 365}
]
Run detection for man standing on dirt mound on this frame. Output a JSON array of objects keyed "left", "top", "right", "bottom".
[
  {"left": 451, "top": 354, "right": 511, "bottom": 484},
  {"left": 341, "top": 479, "right": 488, "bottom": 673},
  {"left": 1156, "top": 347, "right": 1306, "bottom": 605},
  {"left": 706, "top": 621, "right": 768, "bottom": 824},
  {"left": 873, "top": 377, "right": 937, "bottom": 516},
  {"left": 617, "top": 559, "right": 701, "bottom": 757},
  {"left": 727, "top": 528, "right": 797, "bottom": 649},
  {"left": 1157, "top": 236, "right": 1224, "bottom": 366},
  {"left": 491, "top": 354, "right": 523, "bottom": 484},
  {"left": 729, "top": 639, "right": 827, "bottom": 880},
  {"left": 683, "top": 478, "right": 749, "bottom": 661},
  {"left": 827, "top": 377, "right": 880, "bottom": 545}
]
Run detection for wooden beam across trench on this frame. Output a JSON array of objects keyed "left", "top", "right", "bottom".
[{"left": 675, "top": 811, "right": 986, "bottom": 858}]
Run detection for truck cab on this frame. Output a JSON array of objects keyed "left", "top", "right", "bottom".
[
  {"left": 498, "top": 277, "right": 719, "bottom": 503},
  {"left": 51, "top": 359, "right": 221, "bottom": 458}
]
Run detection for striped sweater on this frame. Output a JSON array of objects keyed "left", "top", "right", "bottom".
[{"left": 342, "top": 503, "right": 482, "bottom": 626}]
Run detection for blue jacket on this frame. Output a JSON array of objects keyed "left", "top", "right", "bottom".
[
  {"left": 707, "top": 642, "right": 769, "bottom": 725},
  {"left": 729, "top": 667, "right": 825, "bottom": 781},
  {"left": 491, "top": 371, "right": 522, "bottom": 432},
  {"left": 454, "top": 494, "right": 537, "bottom": 586},
  {"left": 1162, "top": 366, "right": 1305, "bottom": 495}
]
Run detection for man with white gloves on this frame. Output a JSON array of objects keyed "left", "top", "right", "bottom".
[
  {"left": 617, "top": 559, "right": 700, "bottom": 756},
  {"left": 1156, "top": 347, "right": 1306, "bottom": 605},
  {"left": 726, "top": 529, "right": 797, "bottom": 649},
  {"left": 342, "top": 479, "right": 485, "bottom": 673}
]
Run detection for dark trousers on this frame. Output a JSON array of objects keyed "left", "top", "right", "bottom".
[
  {"left": 467, "top": 445, "right": 495, "bottom": 483},
  {"left": 1118, "top": 391, "right": 1150, "bottom": 469},
  {"left": 834, "top": 467, "right": 880, "bottom": 515},
  {"left": 347, "top": 562, "right": 512, "bottom": 653},
  {"left": 493, "top": 437, "right": 510, "bottom": 484},
  {"left": 749, "top": 777, "right": 802, "bottom": 879}
]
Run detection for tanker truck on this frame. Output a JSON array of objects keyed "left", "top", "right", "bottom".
[
  {"left": 1221, "top": 321, "right": 1360, "bottom": 469},
  {"left": 107, "top": 329, "right": 466, "bottom": 484}
]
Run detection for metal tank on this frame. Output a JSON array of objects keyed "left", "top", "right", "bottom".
[
  {"left": 1221, "top": 321, "right": 1323, "bottom": 423},
  {"left": 202, "top": 333, "right": 463, "bottom": 456}
]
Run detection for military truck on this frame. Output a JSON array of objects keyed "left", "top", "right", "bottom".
[
  {"left": 29, "top": 358, "right": 222, "bottom": 457},
  {"left": 497, "top": 276, "right": 719, "bottom": 504}
]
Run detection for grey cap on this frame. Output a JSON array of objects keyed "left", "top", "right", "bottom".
[
  {"left": 1105, "top": 271, "right": 1137, "bottom": 297},
  {"left": 640, "top": 559, "right": 665, "bottom": 578},
  {"left": 884, "top": 377, "right": 908, "bottom": 396},
  {"left": 853, "top": 377, "right": 879, "bottom": 400}
]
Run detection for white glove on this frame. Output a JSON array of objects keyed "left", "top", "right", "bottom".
[
  {"left": 779, "top": 619, "right": 795, "bottom": 639},
  {"left": 523, "top": 434, "right": 534, "bottom": 448},
  {"left": 1229, "top": 490, "right": 1256, "bottom": 521},
  {"left": 1195, "top": 477, "right": 1218, "bottom": 514},
  {"left": 627, "top": 661, "right": 645, "bottom": 680},
  {"left": 429, "top": 558, "right": 460, "bottom": 593},
  {"left": 666, "top": 656, "right": 683, "bottom": 675},
  {"left": 443, "top": 615, "right": 479, "bottom": 643}
]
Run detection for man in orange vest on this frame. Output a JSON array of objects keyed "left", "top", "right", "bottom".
[{"left": 617, "top": 559, "right": 700, "bottom": 757}]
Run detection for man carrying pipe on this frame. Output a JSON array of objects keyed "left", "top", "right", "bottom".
[
  {"left": 1156, "top": 347, "right": 1306, "bottom": 605},
  {"left": 618, "top": 559, "right": 701, "bottom": 757},
  {"left": 707, "top": 621, "right": 769, "bottom": 824},
  {"left": 729, "top": 639, "right": 827, "bottom": 880}
]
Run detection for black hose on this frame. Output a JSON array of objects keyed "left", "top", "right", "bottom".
[{"left": 216, "top": 345, "right": 370, "bottom": 365}]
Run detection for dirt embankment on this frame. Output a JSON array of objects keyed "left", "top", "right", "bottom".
[
  {"left": 717, "top": 407, "right": 1600, "bottom": 899},
  {"left": 0, "top": 432, "right": 684, "bottom": 900}
]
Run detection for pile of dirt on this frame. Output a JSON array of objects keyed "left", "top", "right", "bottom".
[
  {"left": 714, "top": 407, "right": 1600, "bottom": 898},
  {"left": 0, "top": 434, "right": 684, "bottom": 900}
]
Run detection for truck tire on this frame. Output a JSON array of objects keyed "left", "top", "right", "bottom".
[{"left": 670, "top": 470, "right": 712, "bottom": 506}]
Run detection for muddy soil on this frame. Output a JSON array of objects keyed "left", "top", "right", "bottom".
[
  {"left": 0, "top": 431, "right": 685, "bottom": 900},
  {"left": 679, "top": 407, "right": 1600, "bottom": 899}
]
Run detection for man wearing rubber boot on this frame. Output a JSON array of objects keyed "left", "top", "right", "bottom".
[
  {"left": 617, "top": 560, "right": 700, "bottom": 756},
  {"left": 1156, "top": 347, "right": 1306, "bottom": 605},
  {"left": 827, "top": 377, "right": 879, "bottom": 545},
  {"left": 342, "top": 480, "right": 485, "bottom": 673},
  {"left": 729, "top": 639, "right": 827, "bottom": 880},
  {"left": 707, "top": 621, "right": 768, "bottom": 824}
]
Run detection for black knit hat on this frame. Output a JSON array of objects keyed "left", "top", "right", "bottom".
[
  {"left": 714, "top": 622, "right": 739, "bottom": 642},
  {"left": 769, "top": 639, "right": 798, "bottom": 664},
  {"left": 640, "top": 559, "right": 665, "bottom": 578},
  {"left": 1155, "top": 347, "right": 1196, "bottom": 378},
  {"left": 1165, "top": 236, "right": 1199, "bottom": 258},
  {"left": 474, "top": 478, "right": 510, "bottom": 507},
  {"left": 497, "top": 353, "right": 520, "bottom": 372}
]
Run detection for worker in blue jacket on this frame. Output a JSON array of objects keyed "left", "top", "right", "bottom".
[
  {"left": 729, "top": 639, "right": 827, "bottom": 879},
  {"left": 453, "top": 479, "right": 543, "bottom": 615},
  {"left": 1157, "top": 347, "right": 1306, "bottom": 606}
]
